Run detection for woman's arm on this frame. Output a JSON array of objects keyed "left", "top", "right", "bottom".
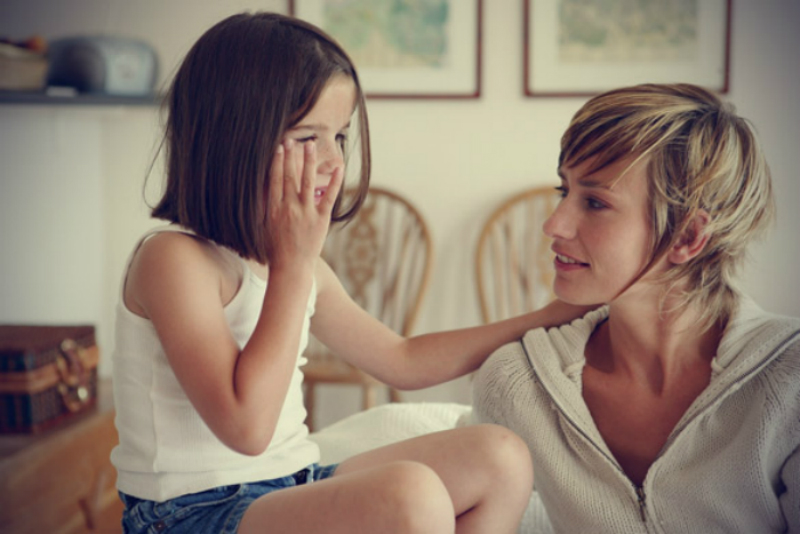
[
  {"left": 778, "top": 339, "right": 800, "bottom": 533},
  {"left": 311, "top": 259, "right": 591, "bottom": 390}
]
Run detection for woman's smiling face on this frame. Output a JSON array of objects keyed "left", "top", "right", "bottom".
[{"left": 543, "top": 155, "right": 656, "bottom": 306}]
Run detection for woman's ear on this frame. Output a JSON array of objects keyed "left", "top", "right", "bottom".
[{"left": 668, "top": 210, "right": 711, "bottom": 265}]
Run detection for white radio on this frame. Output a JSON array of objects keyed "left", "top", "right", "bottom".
[{"left": 47, "top": 36, "right": 158, "bottom": 96}]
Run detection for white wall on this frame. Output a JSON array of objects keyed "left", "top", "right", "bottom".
[{"left": 2, "top": 0, "right": 798, "bottom": 429}]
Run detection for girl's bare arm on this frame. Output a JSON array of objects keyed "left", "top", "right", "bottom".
[
  {"left": 311, "top": 260, "right": 592, "bottom": 390},
  {"left": 130, "top": 142, "right": 342, "bottom": 456}
]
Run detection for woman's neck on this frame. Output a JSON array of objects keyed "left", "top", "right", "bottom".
[{"left": 588, "top": 294, "right": 722, "bottom": 395}]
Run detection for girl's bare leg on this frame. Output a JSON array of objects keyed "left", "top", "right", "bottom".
[
  {"left": 238, "top": 461, "right": 455, "bottom": 534},
  {"left": 336, "top": 424, "right": 533, "bottom": 534},
  {"left": 238, "top": 424, "right": 532, "bottom": 534}
]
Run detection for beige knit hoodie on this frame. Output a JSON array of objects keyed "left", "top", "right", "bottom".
[{"left": 473, "top": 299, "right": 800, "bottom": 534}]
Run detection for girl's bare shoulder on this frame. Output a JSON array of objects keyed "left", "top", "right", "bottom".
[
  {"left": 125, "top": 231, "right": 239, "bottom": 317},
  {"left": 130, "top": 231, "right": 217, "bottom": 277}
]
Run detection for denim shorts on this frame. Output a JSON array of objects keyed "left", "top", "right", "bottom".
[{"left": 119, "top": 463, "right": 337, "bottom": 534}]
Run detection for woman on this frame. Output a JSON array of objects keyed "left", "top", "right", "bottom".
[{"left": 473, "top": 83, "right": 800, "bottom": 533}]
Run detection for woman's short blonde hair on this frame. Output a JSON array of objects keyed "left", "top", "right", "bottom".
[{"left": 559, "top": 83, "right": 774, "bottom": 328}]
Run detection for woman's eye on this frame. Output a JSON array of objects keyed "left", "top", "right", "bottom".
[
  {"left": 554, "top": 185, "right": 568, "bottom": 198},
  {"left": 296, "top": 136, "right": 317, "bottom": 144},
  {"left": 586, "top": 197, "right": 606, "bottom": 210}
]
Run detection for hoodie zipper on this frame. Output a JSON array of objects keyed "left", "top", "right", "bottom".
[
  {"left": 636, "top": 486, "right": 647, "bottom": 522},
  {"left": 528, "top": 373, "right": 649, "bottom": 523}
]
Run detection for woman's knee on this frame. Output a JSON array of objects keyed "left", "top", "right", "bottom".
[{"left": 378, "top": 461, "right": 456, "bottom": 534}]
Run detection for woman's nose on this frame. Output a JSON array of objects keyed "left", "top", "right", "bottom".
[{"left": 542, "top": 200, "right": 575, "bottom": 240}]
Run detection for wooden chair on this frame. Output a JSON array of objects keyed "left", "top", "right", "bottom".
[
  {"left": 303, "top": 186, "right": 433, "bottom": 430},
  {"left": 475, "top": 186, "right": 560, "bottom": 323}
]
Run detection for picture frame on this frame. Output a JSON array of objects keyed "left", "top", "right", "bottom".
[
  {"left": 289, "top": 0, "right": 482, "bottom": 99},
  {"left": 524, "top": 0, "right": 731, "bottom": 97}
]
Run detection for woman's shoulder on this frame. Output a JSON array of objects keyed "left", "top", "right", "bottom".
[
  {"left": 483, "top": 338, "right": 531, "bottom": 371},
  {"left": 474, "top": 339, "right": 535, "bottom": 403},
  {"left": 718, "top": 298, "right": 800, "bottom": 364},
  {"left": 473, "top": 339, "right": 533, "bottom": 424},
  {"left": 517, "top": 306, "right": 608, "bottom": 366},
  {"left": 479, "top": 307, "right": 607, "bottom": 382},
  {"left": 766, "top": 326, "right": 800, "bottom": 383}
]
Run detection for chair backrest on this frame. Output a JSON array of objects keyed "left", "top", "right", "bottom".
[
  {"left": 475, "top": 186, "right": 560, "bottom": 324},
  {"left": 322, "top": 187, "right": 433, "bottom": 335},
  {"left": 309, "top": 186, "right": 433, "bottom": 346}
]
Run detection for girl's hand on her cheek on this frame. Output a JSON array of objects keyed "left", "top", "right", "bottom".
[{"left": 266, "top": 140, "right": 343, "bottom": 269}]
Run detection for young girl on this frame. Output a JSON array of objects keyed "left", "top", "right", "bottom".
[
  {"left": 474, "top": 83, "right": 800, "bottom": 533},
  {"left": 111, "top": 12, "right": 585, "bottom": 534}
]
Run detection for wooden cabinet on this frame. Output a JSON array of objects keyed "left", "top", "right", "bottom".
[{"left": 0, "top": 380, "right": 123, "bottom": 534}]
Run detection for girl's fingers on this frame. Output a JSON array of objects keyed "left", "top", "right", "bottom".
[
  {"left": 284, "top": 139, "right": 299, "bottom": 197},
  {"left": 319, "top": 166, "right": 344, "bottom": 214},
  {"left": 300, "top": 141, "right": 316, "bottom": 203}
]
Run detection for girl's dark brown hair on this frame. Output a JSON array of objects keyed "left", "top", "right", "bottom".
[{"left": 151, "top": 12, "right": 371, "bottom": 262}]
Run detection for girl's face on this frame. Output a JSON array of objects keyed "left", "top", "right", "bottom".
[
  {"left": 543, "top": 155, "right": 656, "bottom": 306},
  {"left": 283, "top": 75, "right": 356, "bottom": 204}
]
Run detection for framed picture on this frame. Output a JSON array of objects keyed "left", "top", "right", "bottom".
[
  {"left": 524, "top": 0, "right": 731, "bottom": 97},
  {"left": 289, "top": 0, "right": 482, "bottom": 99}
]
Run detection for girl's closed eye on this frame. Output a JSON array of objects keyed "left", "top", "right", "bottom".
[
  {"left": 554, "top": 185, "right": 568, "bottom": 199},
  {"left": 296, "top": 136, "right": 317, "bottom": 144},
  {"left": 336, "top": 132, "right": 348, "bottom": 150}
]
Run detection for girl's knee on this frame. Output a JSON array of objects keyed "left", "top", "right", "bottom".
[
  {"left": 470, "top": 423, "right": 529, "bottom": 453},
  {"left": 471, "top": 424, "right": 533, "bottom": 485},
  {"left": 379, "top": 461, "right": 455, "bottom": 534}
]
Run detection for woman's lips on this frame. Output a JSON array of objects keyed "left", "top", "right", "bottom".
[{"left": 553, "top": 252, "right": 589, "bottom": 270}]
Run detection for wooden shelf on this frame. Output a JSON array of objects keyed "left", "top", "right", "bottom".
[{"left": 0, "top": 90, "right": 161, "bottom": 106}]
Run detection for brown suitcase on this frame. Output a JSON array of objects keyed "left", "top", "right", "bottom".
[{"left": 0, "top": 325, "right": 99, "bottom": 433}]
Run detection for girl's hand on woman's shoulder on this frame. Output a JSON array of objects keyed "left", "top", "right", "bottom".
[
  {"left": 266, "top": 140, "right": 343, "bottom": 269},
  {"left": 534, "top": 300, "right": 600, "bottom": 329}
]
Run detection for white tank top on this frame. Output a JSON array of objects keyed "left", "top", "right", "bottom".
[{"left": 110, "top": 225, "right": 319, "bottom": 502}]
